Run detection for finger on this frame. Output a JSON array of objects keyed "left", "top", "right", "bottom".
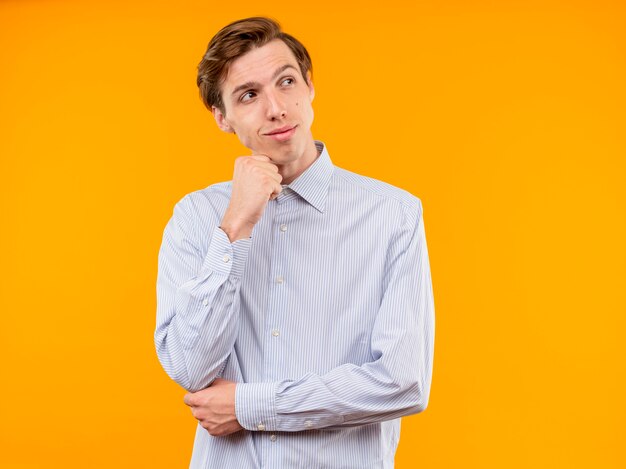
[
  {"left": 253, "top": 161, "right": 279, "bottom": 173},
  {"left": 268, "top": 170, "right": 283, "bottom": 184},
  {"left": 275, "top": 181, "right": 283, "bottom": 194},
  {"left": 183, "top": 393, "right": 194, "bottom": 407},
  {"left": 264, "top": 161, "right": 280, "bottom": 172},
  {"left": 250, "top": 165, "right": 282, "bottom": 184},
  {"left": 249, "top": 154, "right": 270, "bottom": 162},
  {"left": 269, "top": 182, "right": 283, "bottom": 200}
]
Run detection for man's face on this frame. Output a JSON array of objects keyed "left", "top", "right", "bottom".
[{"left": 212, "top": 39, "right": 315, "bottom": 164}]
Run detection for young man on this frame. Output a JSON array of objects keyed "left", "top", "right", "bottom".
[{"left": 155, "top": 16, "right": 435, "bottom": 468}]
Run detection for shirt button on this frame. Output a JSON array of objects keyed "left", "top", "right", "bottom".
[
  {"left": 257, "top": 423, "right": 265, "bottom": 431},
  {"left": 202, "top": 298, "right": 209, "bottom": 306},
  {"left": 270, "top": 434, "right": 277, "bottom": 442},
  {"left": 275, "top": 276, "right": 284, "bottom": 284},
  {"left": 279, "top": 224, "right": 287, "bottom": 232},
  {"left": 271, "top": 329, "right": 280, "bottom": 337},
  {"left": 304, "top": 420, "right": 313, "bottom": 428},
  {"left": 222, "top": 254, "right": 231, "bottom": 263}
]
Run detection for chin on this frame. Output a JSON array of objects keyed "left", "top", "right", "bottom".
[
  {"left": 268, "top": 154, "right": 296, "bottom": 166},
  {"left": 266, "top": 145, "right": 300, "bottom": 162}
]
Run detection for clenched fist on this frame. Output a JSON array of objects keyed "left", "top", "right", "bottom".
[
  {"left": 220, "top": 155, "right": 282, "bottom": 242},
  {"left": 184, "top": 378, "right": 243, "bottom": 437}
]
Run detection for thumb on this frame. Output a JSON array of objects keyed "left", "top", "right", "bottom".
[{"left": 183, "top": 393, "right": 194, "bottom": 406}]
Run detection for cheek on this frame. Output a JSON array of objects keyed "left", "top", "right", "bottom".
[
  {"left": 238, "top": 132, "right": 257, "bottom": 148},
  {"left": 233, "top": 116, "right": 258, "bottom": 139},
  {"left": 234, "top": 118, "right": 263, "bottom": 149},
  {"left": 304, "top": 102, "right": 314, "bottom": 122}
]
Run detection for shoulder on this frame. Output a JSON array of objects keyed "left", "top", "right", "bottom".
[
  {"left": 167, "top": 181, "right": 233, "bottom": 238},
  {"left": 173, "top": 181, "right": 232, "bottom": 216},
  {"left": 333, "top": 166, "right": 423, "bottom": 225}
]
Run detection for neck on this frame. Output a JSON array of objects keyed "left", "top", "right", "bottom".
[{"left": 276, "top": 137, "right": 320, "bottom": 185}]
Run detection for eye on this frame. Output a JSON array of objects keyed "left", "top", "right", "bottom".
[
  {"left": 281, "top": 77, "right": 295, "bottom": 86},
  {"left": 240, "top": 91, "right": 256, "bottom": 102}
]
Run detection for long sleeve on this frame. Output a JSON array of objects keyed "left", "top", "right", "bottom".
[
  {"left": 155, "top": 194, "right": 251, "bottom": 392},
  {"left": 235, "top": 201, "right": 435, "bottom": 432}
]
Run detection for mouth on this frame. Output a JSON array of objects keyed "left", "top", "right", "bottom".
[{"left": 264, "top": 125, "right": 297, "bottom": 141}]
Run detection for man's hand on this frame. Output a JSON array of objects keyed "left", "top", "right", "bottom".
[
  {"left": 220, "top": 155, "right": 282, "bottom": 242},
  {"left": 183, "top": 378, "right": 244, "bottom": 437}
]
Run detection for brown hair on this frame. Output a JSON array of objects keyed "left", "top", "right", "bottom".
[{"left": 196, "top": 17, "right": 313, "bottom": 114}]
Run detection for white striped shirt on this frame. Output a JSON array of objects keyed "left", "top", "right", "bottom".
[{"left": 155, "top": 141, "right": 435, "bottom": 468}]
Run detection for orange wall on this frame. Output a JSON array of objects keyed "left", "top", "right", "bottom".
[{"left": 1, "top": 0, "right": 625, "bottom": 467}]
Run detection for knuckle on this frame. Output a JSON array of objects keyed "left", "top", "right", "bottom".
[{"left": 239, "top": 157, "right": 255, "bottom": 169}]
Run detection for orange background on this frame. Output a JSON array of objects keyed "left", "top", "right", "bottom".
[{"left": 1, "top": 0, "right": 625, "bottom": 467}]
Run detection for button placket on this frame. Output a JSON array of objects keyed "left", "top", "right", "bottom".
[{"left": 263, "top": 199, "right": 293, "bottom": 382}]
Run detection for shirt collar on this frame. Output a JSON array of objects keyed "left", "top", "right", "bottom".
[{"left": 284, "top": 140, "right": 334, "bottom": 213}]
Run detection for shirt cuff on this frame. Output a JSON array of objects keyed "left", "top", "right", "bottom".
[
  {"left": 201, "top": 226, "right": 251, "bottom": 278},
  {"left": 235, "top": 382, "right": 278, "bottom": 431}
]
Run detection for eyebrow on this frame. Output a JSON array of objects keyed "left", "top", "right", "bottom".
[{"left": 230, "top": 64, "right": 298, "bottom": 98}]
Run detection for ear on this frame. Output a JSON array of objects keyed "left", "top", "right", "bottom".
[
  {"left": 306, "top": 72, "right": 315, "bottom": 102},
  {"left": 211, "top": 106, "right": 234, "bottom": 133}
]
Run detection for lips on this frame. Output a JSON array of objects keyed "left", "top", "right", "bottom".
[
  {"left": 264, "top": 125, "right": 297, "bottom": 142},
  {"left": 265, "top": 125, "right": 296, "bottom": 135}
]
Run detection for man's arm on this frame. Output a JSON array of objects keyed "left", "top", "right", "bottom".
[
  {"left": 187, "top": 201, "right": 435, "bottom": 432},
  {"left": 234, "top": 201, "right": 435, "bottom": 431},
  {"left": 155, "top": 155, "right": 282, "bottom": 392},
  {"left": 154, "top": 196, "right": 251, "bottom": 392}
]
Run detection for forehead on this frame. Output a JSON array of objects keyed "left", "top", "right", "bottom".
[{"left": 222, "top": 39, "right": 300, "bottom": 92}]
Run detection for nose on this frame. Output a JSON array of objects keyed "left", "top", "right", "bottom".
[{"left": 265, "top": 90, "right": 287, "bottom": 121}]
